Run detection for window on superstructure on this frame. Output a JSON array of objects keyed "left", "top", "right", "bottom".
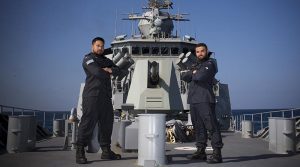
[
  {"left": 132, "top": 47, "right": 140, "bottom": 55},
  {"left": 152, "top": 47, "right": 159, "bottom": 55},
  {"left": 191, "top": 49, "right": 195, "bottom": 55},
  {"left": 171, "top": 47, "right": 179, "bottom": 55},
  {"left": 183, "top": 47, "right": 189, "bottom": 54},
  {"left": 142, "top": 47, "right": 150, "bottom": 55},
  {"left": 161, "top": 47, "right": 169, "bottom": 55}
]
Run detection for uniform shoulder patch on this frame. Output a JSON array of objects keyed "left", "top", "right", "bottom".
[
  {"left": 84, "top": 53, "right": 92, "bottom": 59},
  {"left": 86, "top": 59, "right": 94, "bottom": 65},
  {"left": 204, "top": 61, "right": 213, "bottom": 70},
  {"left": 205, "top": 61, "right": 214, "bottom": 67}
]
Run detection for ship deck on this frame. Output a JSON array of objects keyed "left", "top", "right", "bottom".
[{"left": 0, "top": 131, "right": 299, "bottom": 167}]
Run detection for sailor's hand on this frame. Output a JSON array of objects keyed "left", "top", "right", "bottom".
[
  {"left": 102, "top": 67, "right": 112, "bottom": 74},
  {"left": 192, "top": 70, "right": 197, "bottom": 74}
]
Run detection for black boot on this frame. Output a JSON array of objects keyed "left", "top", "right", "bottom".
[
  {"left": 207, "top": 148, "right": 222, "bottom": 163},
  {"left": 187, "top": 147, "right": 207, "bottom": 160},
  {"left": 101, "top": 147, "right": 121, "bottom": 160},
  {"left": 76, "top": 144, "right": 87, "bottom": 164}
]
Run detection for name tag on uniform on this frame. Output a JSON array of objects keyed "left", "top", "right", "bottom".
[
  {"left": 205, "top": 67, "right": 209, "bottom": 70},
  {"left": 86, "top": 59, "right": 94, "bottom": 65}
]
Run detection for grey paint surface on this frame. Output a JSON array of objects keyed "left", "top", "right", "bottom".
[{"left": 1, "top": 132, "right": 299, "bottom": 167}]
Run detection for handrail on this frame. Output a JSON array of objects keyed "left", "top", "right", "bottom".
[
  {"left": 233, "top": 108, "right": 300, "bottom": 133},
  {"left": 0, "top": 104, "right": 69, "bottom": 129}
]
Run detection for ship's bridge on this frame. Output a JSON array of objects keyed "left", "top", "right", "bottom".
[{"left": 111, "top": 37, "right": 198, "bottom": 58}]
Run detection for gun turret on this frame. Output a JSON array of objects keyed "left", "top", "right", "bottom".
[{"left": 148, "top": 61, "right": 160, "bottom": 88}]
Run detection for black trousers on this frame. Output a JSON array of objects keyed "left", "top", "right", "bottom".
[
  {"left": 77, "top": 96, "right": 114, "bottom": 148},
  {"left": 190, "top": 103, "right": 223, "bottom": 149}
]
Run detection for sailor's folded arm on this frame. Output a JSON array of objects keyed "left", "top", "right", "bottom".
[
  {"left": 180, "top": 70, "right": 193, "bottom": 83},
  {"left": 83, "top": 59, "right": 110, "bottom": 79},
  {"left": 192, "top": 63, "right": 215, "bottom": 82}
]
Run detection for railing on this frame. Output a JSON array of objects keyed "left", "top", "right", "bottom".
[
  {"left": 233, "top": 108, "right": 300, "bottom": 134},
  {"left": 112, "top": 80, "right": 130, "bottom": 93},
  {"left": 180, "top": 80, "right": 187, "bottom": 94},
  {"left": 0, "top": 104, "right": 69, "bottom": 130}
]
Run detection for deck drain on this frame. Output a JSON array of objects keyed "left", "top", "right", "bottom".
[
  {"left": 174, "top": 147, "right": 197, "bottom": 151},
  {"left": 174, "top": 146, "right": 213, "bottom": 151}
]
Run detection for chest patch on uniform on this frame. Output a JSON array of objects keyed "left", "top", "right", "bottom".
[{"left": 86, "top": 59, "right": 94, "bottom": 65}]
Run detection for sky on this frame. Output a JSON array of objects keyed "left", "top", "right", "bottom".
[{"left": 0, "top": 0, "right": 299, "bottom": 111}]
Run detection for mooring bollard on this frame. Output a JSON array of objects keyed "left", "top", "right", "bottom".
[
  {"left": 53, "top": 119, "right": 65, "bottom": 137},
  {"left": 117, "top": 120, "right": 132, "bottom": 150},
  {"left": 269, "top": 117, "right": 296, "bottom": 154},
  {"left": 71, "top": 121, "right": 78, "bottom": 150},
  {"left": 241, "top": 120, "right": 253, "bottom": 138},
  {"left": 6, "top": 115, "right": 36, "bottom": 153},
  {"left": 62, "top": 120, "right": 70, "bottom": 150},
  {"left": 138, "top": 114, "right": 166, "bottom": 166}
]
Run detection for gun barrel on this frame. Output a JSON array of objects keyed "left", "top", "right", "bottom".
[
  {"left": 185, "top": 52, "right": 197, "bottom": 63},
  {"left": 149, "top": 61, "right": 159, "bottom": 86},
  {"left": 176, "top": 58, "right": 187, "bottom": 70},
  {"left": 178, "top": 53, "right": 186, "bottom": 60},
  {"left": 182, "top": 57, "right": 194, "bottom": 69},
  {"left": 116, "top": 53, "right": 133, "bottom": 69},
  {"left": 112, "top": 52, "right": 124, "bottom": 64}
]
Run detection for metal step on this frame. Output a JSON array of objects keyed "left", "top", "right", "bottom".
[
  {"left": 0, "top": 114, "right": 8, "bottom": 151},
  {"left": 296, "top": 117, "right": 300, "bottom": 126},
  {"left": 257, "top": 127, "right": 269, "bottom": 139},
  {"left": 297, "top": 134, "right": 300, "bottom": 151},
  {"left": 297, "top": 130, "right": 300, "bottom": 151}
]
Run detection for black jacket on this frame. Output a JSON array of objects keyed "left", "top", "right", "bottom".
[
  {"left": 82, "top": 52, "right": 121, "bottom": 98},
  {"left": 181, "top": 58, "right": 217, "bottom": 104}
]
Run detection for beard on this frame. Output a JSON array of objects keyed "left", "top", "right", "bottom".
[{"left": 93, "top": 50, "right": 104, "bottom": 55}]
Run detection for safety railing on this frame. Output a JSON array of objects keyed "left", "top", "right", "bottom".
[
  {"left": 180, "top": 80, "right": 188, "bottom": 94},
  {"left": 112, "top": 80, "right": 130, "bottom": 93},
  {"left": 233, "top": 108, "right": 300, "bottom": 134},
  {"left": 0, "top": 104, "right": 69, "bottom": 130}
]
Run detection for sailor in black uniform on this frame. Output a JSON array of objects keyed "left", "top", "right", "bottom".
[
  {"left": 76, "top": 37, "right": 122, "bottom": 164},
  {"left": 181, "top": 43, "right": 223, "bottom": 163}
]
